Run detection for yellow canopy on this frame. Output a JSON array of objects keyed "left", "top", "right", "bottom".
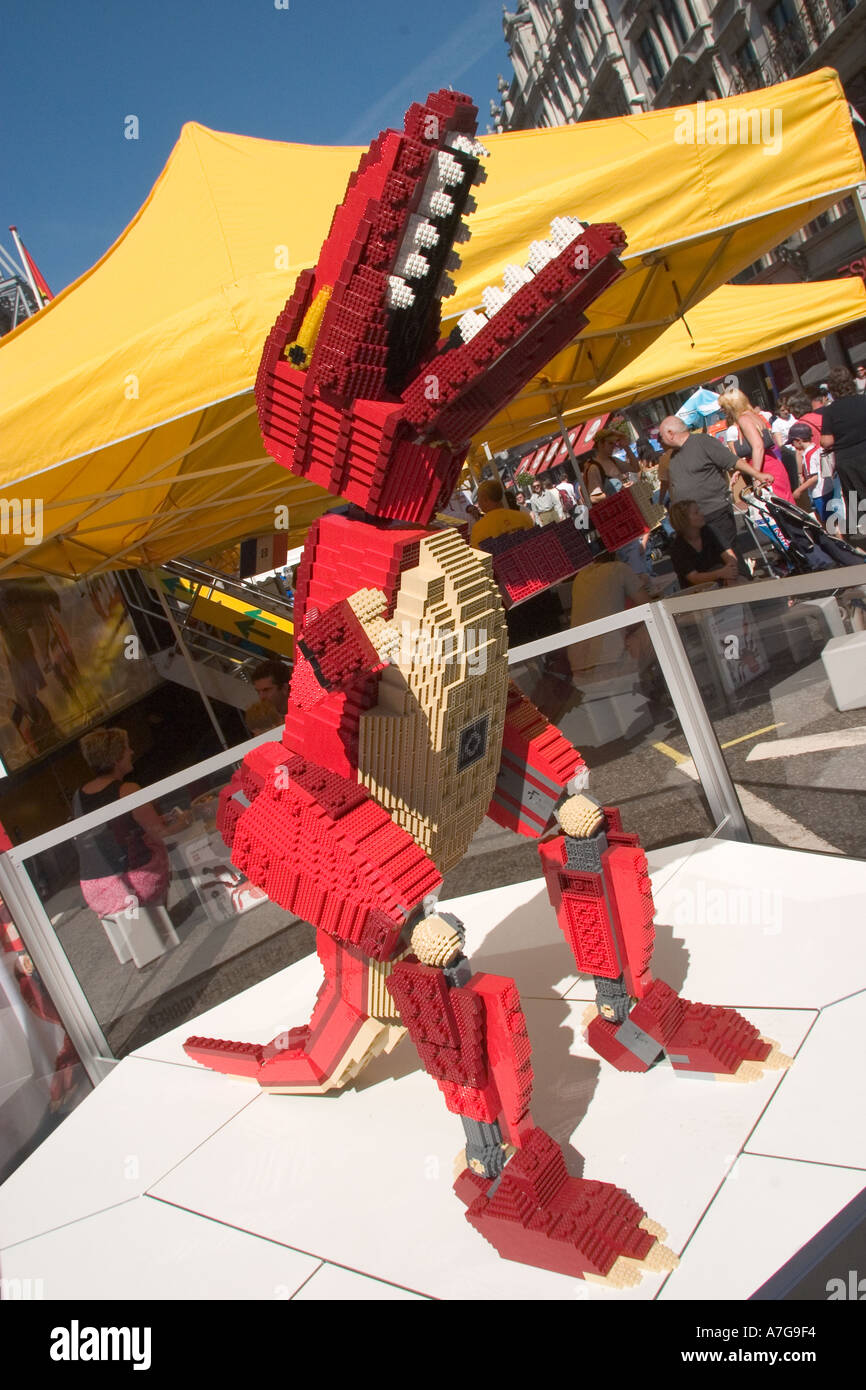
[
  {"left": 0, "top": 68, "right": 863, "bottom": 578},
  {"left": 479, "top": 275, "right": 866, "bottom": 453}
]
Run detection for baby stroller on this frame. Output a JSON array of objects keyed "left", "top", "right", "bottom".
[{"left": 741, "top": 490, "right": 866, "bottom": 576}]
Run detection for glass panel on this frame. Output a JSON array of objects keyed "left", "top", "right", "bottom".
[
  {"left": 442, "top": 618, "right": 715, "bottom": 899},
  {"left": 0, "top": 889, "right": 91, "bottom": 1181},
  {"left": 671, "top": 581, "right": 866, "bottom": 859},
  {"left": 19, "top": 758, "right": 315, "bottom": 1060}
]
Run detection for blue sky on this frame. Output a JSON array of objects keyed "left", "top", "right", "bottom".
[{"left": 3, "top": 0, "right": 509, "bottom": 293}]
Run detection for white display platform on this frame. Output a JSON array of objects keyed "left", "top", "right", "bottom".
[{"left": 1, "top": 839, "right": 864, "bottom": 1301}]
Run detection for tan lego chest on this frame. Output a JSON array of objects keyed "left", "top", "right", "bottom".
[{"left": 357, "top": 529, "right": 509, "bottom": 875}]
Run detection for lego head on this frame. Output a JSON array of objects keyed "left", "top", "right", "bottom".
[
  {"left": 255, "top": 90, "right": 627, "bottom": 527},
  {"left": 255, "top": 90, "right": 487, "bottom": 524}
]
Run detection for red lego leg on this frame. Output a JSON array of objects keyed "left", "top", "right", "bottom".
[
  {"left": 184, "top": 930, "right": 406, "bottom": 1092},
  {"left": 218, "top": 749, "right": 441, "bottom": 961},
  {"left": 385, "top": 915, "right": 675, "bottom": 1283},
  {"left": 541, "top": 797, "right": 789, "bottom": 1080}
]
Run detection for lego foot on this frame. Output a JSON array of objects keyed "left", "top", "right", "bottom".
[
  {"left": 183, "top": 1028, "right": 316, "bottom": 1085},
  {"left": 665, "top": 1002, "right": 781, "bottom": 1078},
  {"left": 710, "top": 1035, "right": 792, "bottom": 1083},
  {"left": 584, "top": 982, "right": 792, "bottom": 1080},
  {"left": 455, "top": 1128, "right": 677, "bottom": 1283},
  {"left": 184, "top": 1019, "right": 406, "bottom": 1093}
]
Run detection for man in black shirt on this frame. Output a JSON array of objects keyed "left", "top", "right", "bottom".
[
  {"left": 659, "top": 416, "right": 772, "bottom": 552},
  {"left": 819, "top": 366, "right": 866, "bottom": 539}
]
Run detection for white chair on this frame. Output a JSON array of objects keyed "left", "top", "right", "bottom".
[
  {"left": 821, "top": 631, "right": 866, "bottom": 712},
  {"left": 99, "top": 905, "right": 178, "bottom": 969}
]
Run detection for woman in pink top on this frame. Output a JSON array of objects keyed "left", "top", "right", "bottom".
[{"left": 717, "top": 389, "right": 795, "bottom": 504}]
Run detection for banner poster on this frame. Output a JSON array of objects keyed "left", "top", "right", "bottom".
[
  {"left": 706, "top": 603, "right": 770, "bottom": 694},
  {"left": 0, "top": 574, "right": 159, "bottom": 774}
]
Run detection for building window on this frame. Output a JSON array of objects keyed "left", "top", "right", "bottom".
[
  {"left": 638, "top": 29, "right": 665, "bottom": 90},
  {"left": 768, "top": 0, "right": 797, "bottom": 29},
  {"left": 661, "top": 0, "right": 689, "bottom": 48},
  {"left": 653, "top": 20, "right": 676, "bottom": 64},
  {"left": 733, "top": 39, "right": 763, "bottom": 89}
]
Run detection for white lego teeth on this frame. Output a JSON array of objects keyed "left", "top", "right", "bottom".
[
  {"left": 457, "top": 309, "right": 487, "bottom": 341},
  {"left": 549, "top": 215, "right": 585, "bottom": 248},
  {"left": 502, "top": 264, "right": 533, "bottom": 294},
  {"left": 435, "top": 150, "right": 466, "bottom": 188},
  {"left": 482, "top": 285, "right": 508, "bottom": 316},
  {"left": 387, "top": 274, "right": 415, "bottom": 309},
  {"left": 393, "top": 249, "right": 431, "bottom": 280},
  {"left": 445, "top": 132, "right": 490, "bottom": 159},
  {"left": 407, "top": 215, "right": 439, "bottom": 250},
  {"left": 527, "top": 239, "right": 557, "bottom": 272},
  {"left": 420, "top": 188, "right": 455, "bottom": 219}
]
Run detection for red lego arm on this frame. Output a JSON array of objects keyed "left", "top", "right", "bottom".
[
  {"left": 487, "top": 682, "right": 585, "bottom": 838},
  {"left": 296, "top": 593, "right": 395, "bottom": 696}
]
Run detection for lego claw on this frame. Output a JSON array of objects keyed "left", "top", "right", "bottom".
[{"left": 458, "top": 1128, "right": 668, "bottom": 1282}]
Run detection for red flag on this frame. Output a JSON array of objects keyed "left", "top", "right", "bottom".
[{"left": 9, "top": 226, "right": 53, "bottom": 304}]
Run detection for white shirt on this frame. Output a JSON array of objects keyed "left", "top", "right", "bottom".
[
  {"left": 771, "top": 415, "right": 794, "bottom": 443},
  {"left": 799, "top": 444, "right": 833, "bottom": 498},
  {"left": 529, "top": 490, "right": 564, "bottom": 524}
]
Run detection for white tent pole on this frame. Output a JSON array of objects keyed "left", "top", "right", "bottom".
[
  {"left": 154, "top": 579, "right": 228, "bottom": 749},
  {"left": 553, "top": 406, "right": 592, "bottom": 512},
  {"left": 9, "top": 226, "right": 43, "bottom": 307}
]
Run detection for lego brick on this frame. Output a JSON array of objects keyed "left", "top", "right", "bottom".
[
  {"left": 666, "top": 1002, "right": 772, "bottom": 1075},
  {"left": 357, "top": 528, "right": 509, "bottom": 877},
  {"left": 386, "top": 961, "right": 488, "bottom": 1089},
  {"left": 589, "top": 489, "right": 649, "bottom": 551},
  {"left": 602, "top": 842, "right": 657, "bottom": 999},
  {"left": 461, "top": 1127, "right": 655, "bottom": 1280},
  {"left": 480, "top": 519, "right": 593, "bottom": 607},
  {"left": 584, "top": 1014, "right": 657, "bottom": 1073},
  {"left": 488, "top": 684, "right": 584, "bottom": 838},
  {"left": 466, "top": 974, "right": 534, "bottom": 1146},
  {"left": 297, "top": 597, "right": 386, "bottom": 692}
]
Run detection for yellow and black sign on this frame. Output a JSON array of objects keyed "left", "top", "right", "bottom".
[{"left": 149, "top": 572, "right": 294, "bottom": 657}]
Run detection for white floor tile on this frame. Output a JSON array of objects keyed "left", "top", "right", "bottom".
[
  {"left": 291, "top": 1263, "right": 428, "bottom": 1300},
  {"left": 568, "top": 840, "right": 866, "bottom": 1011},
  {"left": 6, "top": 841, "right": 865, "bottom": 1300},
  {"left": 658, "top": 1153, "right": 866, "bottom": 1301},
  {"left": 143, "top": 1001, "right": 810, "bottom": 1301},
  {"left": 0, "top": 1194, "right": 319, "bottom": 1300},
  {"left": 447, "top": 877, "right": 579, "bottom": 998},
  {"left": 0, "top": 1058, "right": 256, "bottom": 1248},
  {"left": 746, "top": 992, "right": 866, "bottom": 1169},
  {"left": 524, "top": 1001, "right": 813, "bottom": 1255}
]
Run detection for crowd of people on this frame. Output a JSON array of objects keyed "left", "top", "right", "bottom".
[
  {"left": 458, "top": 364, "right": 866, "bottom": 682},
  {"left": 482, "top": 364, "right": 866, "bottom": 598}
]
